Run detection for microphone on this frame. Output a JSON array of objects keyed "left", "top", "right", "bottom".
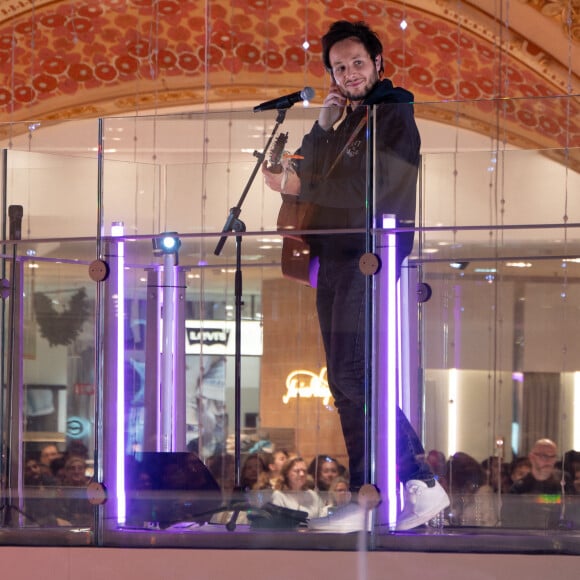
[
  {"left": 8, "top": 205, "right": 23, "bottom": 241},
  {"left": 254, "top": 87, "right": 315, "bottom": 112}
]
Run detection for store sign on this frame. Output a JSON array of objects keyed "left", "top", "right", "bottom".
[
  {"left": 282, "top": 366, "right": 333, "bottom": 406},
  {"left": 67, "top": 416, "right": 91, "bottom": 439},
  {"left": 185, "top": 320, "right": 263, "bottom": 356}
]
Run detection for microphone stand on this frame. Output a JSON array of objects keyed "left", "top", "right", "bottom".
[{"left": 213, "top": 108, "right": 288, "bottom": 490}]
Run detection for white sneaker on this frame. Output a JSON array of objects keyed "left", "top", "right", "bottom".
[
  {"left": 308, "top": 502, "right": 370, "bottom": 533},
  {"left": 396, "top": 479, "right": 449, "bottom": 531}
]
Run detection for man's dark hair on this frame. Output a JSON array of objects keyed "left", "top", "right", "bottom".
[{"left": 322, "top": 20, "right": 384, "bottom": 74}]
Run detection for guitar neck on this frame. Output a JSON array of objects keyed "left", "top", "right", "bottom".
[{"left": 268, "top": 132, "right": 288, "bottom": 175}]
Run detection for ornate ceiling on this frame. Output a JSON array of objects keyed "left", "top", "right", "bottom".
[{"left": 0, "top": 0, "right": 577, "bottom": 162}]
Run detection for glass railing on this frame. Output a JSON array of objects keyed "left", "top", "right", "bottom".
[{"left": 0, "top": 98, "right": 579, "bottom": 551}]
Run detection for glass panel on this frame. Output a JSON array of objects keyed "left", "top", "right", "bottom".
[
  {"left": 2, "top": 121, "right": 100, "bottom": 239},
  {"left": 97, "top": 106, "right": 376, "bottom": 542},
  {"left": 414, "top": 95, "right": 580, "bottom": 534},
  {"left": 0, "top": 238, "right": 96, "bottom": 540},
  {"left": 0, "top": 98, "right": 579, "bottom": 551}
]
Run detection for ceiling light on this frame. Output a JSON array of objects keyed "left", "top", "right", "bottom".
[{"left": 449, "top": 261, "right": 469, "bottom": 270}]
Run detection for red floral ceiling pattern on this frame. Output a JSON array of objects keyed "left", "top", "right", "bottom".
[{"left": 0, "top": 0, "right": 577, "bottom": 160}]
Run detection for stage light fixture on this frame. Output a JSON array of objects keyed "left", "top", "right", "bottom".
[{"left": 153, "top": 232, "right": 181, "bottom": 255}]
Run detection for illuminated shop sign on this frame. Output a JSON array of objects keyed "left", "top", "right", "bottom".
[
  {"left": 185, "top": 320, "right": 263, "bottom": 356},
  {"left": 283, "top": 367, "right": 333, "bottom": 407}
]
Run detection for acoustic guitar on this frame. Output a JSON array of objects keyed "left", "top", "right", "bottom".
[{"left": 268, "top": 132, "right": 318, "bottom": 287}]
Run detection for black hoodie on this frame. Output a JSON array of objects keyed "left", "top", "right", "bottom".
[{"left": 296, "top": 78, "right": 420, "bottom": 260}]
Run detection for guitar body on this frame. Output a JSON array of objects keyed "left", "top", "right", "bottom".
[
  {"left": 280, "top": 237, "right": 319, "bottom": 287},
  {"left": 277, "top": 194, "right": 314, "bottom": 241},
  {"left": 277, "top": 196, "right": 317, "bottom": 286}
]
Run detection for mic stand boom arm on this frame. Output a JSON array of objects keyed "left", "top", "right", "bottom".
[
  {"left": 213, "top": 108, "right": 288, "bottom": 489},
  {"left": 214, "top": 108, "right": 287, "bottom": 257}
]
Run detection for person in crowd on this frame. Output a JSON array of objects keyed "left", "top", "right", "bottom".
[
  {"left": 271, "top": 456, "right": 326, "bottom": 519},
  {"left": 427, "top": 450, "right": 447, "bottom": 484},
  {"left": 510, "top": 439, "right": 573, "bottom": 495},
  {"left": 239, "top": 453, "right": 268, "bottom": 492},
  {"left": 24, "top": 455, "right": 54, "bottom": 486},
  {"left": 308, "top": 454, "right": 342, "bottom": 492},
  {"left": 445, "top": 452, "right": 497, "bottom": 527},
  {"left": 481, "top": 456, "right": 512, "bottom": 493},
  {"left": 206, "top": 452, "right": 235, "bottom": 498},
  {"left": 39, "top": 443, "right": 61, "bottom": 478},
  {"left": 328, "top": 476, "right": 352, "bottom": 508},
  {"left": 48, "top": 455, "right": 67, "bottom": 485},
  {"left": 66, "top": 441, "right": 89, "bottom": 460},
  {"left": 54, "top": 455, "right": 92, "bottom": 527},
  {"left": 574, "top": 468, "right": 580, "bottom": 494},
  {"left": 23, "top": 454, "right": 56, "bottom": 525},
  {"left": 561, "top": 449, "right": 580, "bottom": 493},
  {"left": 262, "top": 19, "right": 449, "bottom": 530},
  {"left": 503, "top": 439, "right": 574, "bottom": 528},
  {"left": 270, "top": 449, "right": 290, "bottom": 479},
  {"left": 509, "top": 456, "right": 532, "bottom": 485},
  {"left": 254, "top": 449, "right": 290, "bottom": 490},
  {"left": 61, "top": 455, "right": 89, "bottom": 487}
]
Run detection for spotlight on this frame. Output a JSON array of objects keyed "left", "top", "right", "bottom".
[{"left": 153, "top": 232, "right": 181, "bottom": 255}]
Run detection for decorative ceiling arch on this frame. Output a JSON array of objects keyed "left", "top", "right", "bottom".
[{"left": 0, "top": 0, "right": 577, "bottom": 165}]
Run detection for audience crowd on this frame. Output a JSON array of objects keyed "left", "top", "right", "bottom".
[{"left": 14, "top": 436, "right": 580, "bottom": 531}]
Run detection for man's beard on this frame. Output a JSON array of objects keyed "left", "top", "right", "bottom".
[{"left": 342, "top": 75, "right": 380, "bottom": 102}]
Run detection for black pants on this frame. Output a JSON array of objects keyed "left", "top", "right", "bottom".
[{"left": 316, "top": 253, "right": 433, "bottom": 490}]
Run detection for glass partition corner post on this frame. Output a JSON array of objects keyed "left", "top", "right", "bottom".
[
  {"left": 1, "top": 199, "right": 30, "bottom": 529},
  {"left": 3, "top": 227, "right": 25, "bottom": 527},
  {"left": 369, "top": 100, "right": 423, "bottom": 533},
  {"left": 366, "top": 105, "right": 402, "bottom": 532},
  {"left": 97, "top": 120, "right": 132, "bottom": 531},
  {"left": 372, "top": 214, "right": 401, "bottom": 530},
  {"left": 101, "top": 227, "right": 127, "bottom": 528}
]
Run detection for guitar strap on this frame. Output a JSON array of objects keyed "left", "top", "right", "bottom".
[{"left": 323, "top": 113, "right": 368, "bottom": 180}]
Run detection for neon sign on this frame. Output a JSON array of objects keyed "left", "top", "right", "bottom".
[{"left": 282, "top": 367, "right": 333, "bottom": 406}]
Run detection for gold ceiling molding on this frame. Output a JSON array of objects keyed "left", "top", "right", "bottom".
[
  {"left": 0, "top": 0, "right": 51, "bottom": 21},
  {"left": 521, "top": 0, "right": 580, "bottom": 42}
]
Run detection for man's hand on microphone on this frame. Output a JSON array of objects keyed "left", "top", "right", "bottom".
[{"left": 318, "top": 81, "right": 346, "bottom": 131}]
